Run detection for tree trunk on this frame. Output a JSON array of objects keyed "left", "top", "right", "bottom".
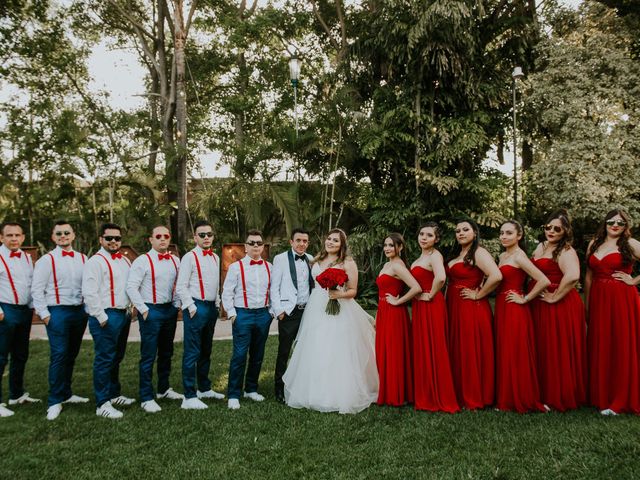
[{"left": 173, "top": 0, "right": 188, "bottom": 246}]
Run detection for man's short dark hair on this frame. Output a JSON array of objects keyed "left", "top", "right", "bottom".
[
  {"left": 193, "top": 220, "right": 213, "bottom": 232},
  {"left": 1, "top": 222, "right": 24, "bottom": 235},
  {"left": 52, "top": 220, "right": 73, "bottom": 232},
  {"left": 99, "top": 223, "right": 121, "bottom": 236},
  {"left": 245, "top": 229, "right": 263, "bottom": 242},
  {"left": 290, "top": 228, "right": 310, "bottom": 240}
]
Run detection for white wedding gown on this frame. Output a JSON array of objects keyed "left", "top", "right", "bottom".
[{"left": 283, "top": 264, "right": 379, "bottom": 414}]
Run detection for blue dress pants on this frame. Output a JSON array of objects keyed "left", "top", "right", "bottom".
[
  {"left": 227, "top": 307, "right": 272, "bottom": 400},
  {"left": 138, "top": 303, "right": 178, "bottom": 402},
  {"left": 0, "top": 303, "right": 32, "bottom": 404},
  {"left": 88, "top": 309, "right": 131, "bottom": 407},
  {"left": 45, "top": 305, "right": 88, "bottom": 406},
  {"left": 182, "top": 299, "right": 218, "bottom": 399}
]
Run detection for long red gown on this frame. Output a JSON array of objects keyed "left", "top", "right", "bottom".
[
  {"left": 529, "top": 258, "right": 587, "bottom": 411},
  {"left": 375, "top": 274, "right": 413, "bottom": 406},
  {"left": 588, "top": 252, "right": 640, "bottom": 413},
  {"left": 411, "top": 267, "right": 459, "bottom": 413},
  {"left": 446, "top": 262, "right": 494, "bottom": 409},
  {"left": 494, "top": 265, "right": 545, "bottom": 413}
]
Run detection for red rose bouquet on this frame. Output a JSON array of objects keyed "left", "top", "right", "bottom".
[{"left": 316, "top": 267, "right": 349, "bottom": 315}]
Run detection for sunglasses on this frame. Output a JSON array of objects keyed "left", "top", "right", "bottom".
[
  {"left": 246, "top": 241, "right": 264, "bottom": 247},
  {"left": 154, "top": 234, "right": 171, "bottom": 240},
  {"left": 543, "top": 224, "right": 563, "bottom": 233},
  {"left": 197, "top": 232, "right": 214, "bottom": 239},
  {"left": 102, "top": 235, "right": 122, "bottom": 242},
  {"left": 606, "top": 220, "right": 627, "bottom": 227},
  {"left": 54, "top": 231, "right": 72, "bottom": 236}
]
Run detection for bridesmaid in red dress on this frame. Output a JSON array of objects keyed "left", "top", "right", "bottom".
[
  {"left": 376, "top": 233, "right": 422, "bottom": 406},
  {"left": 447, "top": 219, "right": 502, "bottom": 409},
  {"left": 495, "top": 220, "right": 550, "bottom": 413},
  {"left": 585, "top": 209, "right": 640, "bottom": 415},
  {"left": 530, "top": 210, "right": 587, "bottom": 411},
  {"left": 411, "top": 223, "right": 459, "bottom": 413}
]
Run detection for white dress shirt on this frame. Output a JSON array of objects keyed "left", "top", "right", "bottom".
[
  {"left": 82, "top": 247, "right": 131, "bottom": 325},
  {"left": 222, "top": 256, "right": 273, "bottom": 319},
  {"left": 270, "top": 250, "right": 313, "bottom": 317},
  {"left": 176, "top": 246, "right": 220, "bottom": 314},
  {"left": 31, "top": 246, "right": 86, "bottom": 319},
  {"left": 0, "top": 244, "right": 33, "bottom": 315},
  {"left": 126, "top": 249, "right": 180, "bottom": 315}
]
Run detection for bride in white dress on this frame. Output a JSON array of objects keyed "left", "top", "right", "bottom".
[{"left": 283, "top": 228, "right": 379, "bottom": 414}]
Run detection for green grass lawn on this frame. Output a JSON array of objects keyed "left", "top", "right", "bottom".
[{"left": 1, "top": 339, "right": 639, "bottom": 480}]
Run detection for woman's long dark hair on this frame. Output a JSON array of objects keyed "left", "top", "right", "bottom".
[
  {"left": 314, "top": 228, "right": 349, "bottom": 266},
  {"left": 587, "top": 209, "right": 634, "bottom": 265},
  {"left": 449, "top": 218, "right": 480, "bottom": 266},
  {"left": 501, "top": 219, "right": 526, "bottom": 251},
  {"left": 385, "top": 232, "right": 408, "bottom": 266},
  {"left": 543, "top": 209, "right": 573, "bottom": 262}
]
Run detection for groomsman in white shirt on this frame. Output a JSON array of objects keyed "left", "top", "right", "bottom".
[
  {"left": 176, "top": 220, "right": 224, "bottom": 410},
  {"left": 222, "top": 229, "right": 273, "bottom": 410},
  {"left": 82, "top": 223, "right": 134, "bottom": 419},
  {"left": 127, "top": 225, "right": 184, "bottom": 414},
  {"left": 0, "top": 222, "right": 39, "bottom": 418},
  {"left": 270, "top": 228, "right": 314, "bottom": 403},
  {"left": 31, "top": 221, "right": 89, "bottom": 420}
]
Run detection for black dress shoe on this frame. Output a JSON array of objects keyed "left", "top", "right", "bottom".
[{"left": 275, "top": 391, "right": 285, "bottom": 404}]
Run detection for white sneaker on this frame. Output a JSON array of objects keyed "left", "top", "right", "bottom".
[
  {"left": 110, "top": 395, "right": 136, "bottom": 407},
  {"left": 0, "top": 403, "right": 15, "bottom": 417},
  {"left": 600, "top": 408, "right": 618, "bottom": 416},
  {"left": 96, "top": 401, "right": 123, "bottom": 419},
  {"left": 63, "top": 395, "right": 89, "bottom": 404},
  {"left": 181, "top": 397, "right": 208, "bottom": 410},
  {"left": 141, "top": 400, "right": 162, "bottom": 413},
  {"left": 47, "top": 404, "right": 63, "bottom": 421},
  {"left": 243, "top": 392, "right": 265, "bottom": 402},
  {"left": 8, "top": 393, "right": 41, "bottom": 405},
  {"left": 156, "top": 388, "right": 184, "bottom": 400},
  {"left": 197, "top": 389, "right": 225, "bottom": 400},
  {"left": 228, "top": 399, "right": 240, "bottom": 410}
]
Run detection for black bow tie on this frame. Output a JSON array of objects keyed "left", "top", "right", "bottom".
[{"left": 295, "top": 254, "right": 306, "bottom": 261}]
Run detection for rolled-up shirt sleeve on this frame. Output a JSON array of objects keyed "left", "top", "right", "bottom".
[
  {"left": 126, "top": 258, "right": 148, "bottom": 315},
  {"left": 176, "top": 254, "right": 195, "bottom": 312}
]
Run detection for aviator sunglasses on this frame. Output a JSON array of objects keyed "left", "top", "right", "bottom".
[
  {"left": 197, "top": 232, "right": 214, "bottom": 239},
  {"left": 54, "top": 231, "right": 72, "bottom": 236},
  {"left": 606, "top": 220, "right": 627, "bottom": 227},
  {"left": 154, "top": 234, "right": 171, "bottom": 240},
  {"left": 102, "top": 235, "right": 122, "bottom": 242},
  {"left": 543, "top": 224, "right": 563, "bottom": 233},
  {"left": 246, "top": 241, "right": 264, "bottom": 246}
]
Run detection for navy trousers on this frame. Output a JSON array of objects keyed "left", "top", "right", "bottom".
[
  {"left": 138, "top": 303, "right": 178, "bottom": 402},
  {"left": 88, "top": 309, "right": 131, "bottom": 407},
  {"left": 0, "top": 303, "right": 32, "bottom": 404},
  {"left": 182, "top": 299, "right": 218, "bottom": 399},
  {"left": 45, "top": 305, "right": 88, "bottom": 406},
  {"left": 227, "top": 307, "right": 272, "bottom": 400}
]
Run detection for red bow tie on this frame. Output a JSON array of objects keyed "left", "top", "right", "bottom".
[
  {"left": 9, "top": 251, "right": 21, "bottom": 258},
  {"left": 158, "top": 253, "right": 172, "bottom": 261},
  {"left": 62, "top": 250, "right": 75, "bottom": 258},
  {"left": 202, "top": 250, "right": 213, "bottom": 256},
  {"left": 111, "top": 252, "right": 123, "bottom": 260},
  {"left": 250, "top": 259, "right": 263, "bottom": 266}
]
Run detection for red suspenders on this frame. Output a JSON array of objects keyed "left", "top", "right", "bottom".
[
  {"left": 238, "top": 259, "right": 270, "bottom": 308},
  {"left": 95, "top": 253, "right": 115, "bottom": 307},
  {"left": 145, "top": 253, "right": 179, "bottom": 303},
  {"left": 48, "top": 253, "right": 60, "bottom": 304},
  {"left": 192, "top": 251, "right": 216, "bottom": 300},
  {"left": 0, "top": 254, "right": 19, "bottom": 304}
]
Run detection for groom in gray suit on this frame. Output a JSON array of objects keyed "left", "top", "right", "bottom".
[{"left": 270, "top": 228, "right": 314, "bottom": 403}]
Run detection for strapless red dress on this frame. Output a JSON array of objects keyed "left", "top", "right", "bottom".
[
  {"left": 375, "top": 274, "right": 413, "bottom": 406},
  {"left": 588, "top": 252, "right": 640, "bottom": 413},
  {"left": 446, "top": 262, "right": 494, "bottom": 409},
  {"left": 529, "top": 258, "right": 587, "bottom": 411},
  {"left": 494, "top": 265, "right": 545, "bottom": 413},
  {"left": 411, "top": 266, "right": 459, "bottom": 413}
]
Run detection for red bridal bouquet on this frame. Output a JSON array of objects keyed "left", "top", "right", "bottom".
[{"left": 316, "top": 267, "right": 349, "bottom": 315}]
